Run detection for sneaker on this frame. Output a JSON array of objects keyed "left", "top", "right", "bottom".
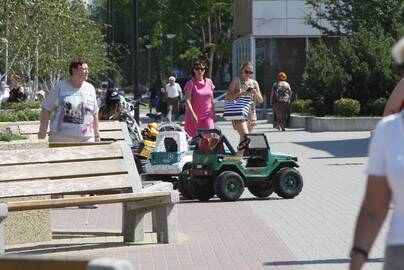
[{"left": 78, "top": 204, "right": 98, "bottom": 209}]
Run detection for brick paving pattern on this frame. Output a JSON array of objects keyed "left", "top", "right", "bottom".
[{"left": 6, "top": 120, "right": 386, "bottom": 270}]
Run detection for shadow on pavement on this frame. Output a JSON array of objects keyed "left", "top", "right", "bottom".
[
  {"left": 263, "top": 257, "right": 383, "bottom": 266},
  {"left": 6, "top": 230, "right": 157, "bottom": 255},
  {"left": 52, "top": 230, "right": 122, "bottom": 240},
  {"left": 295, "top": 138, "right": 370, "bottom": 159},
  {"left": 179, "top": 196, "right": 283, "bottom": 204}
]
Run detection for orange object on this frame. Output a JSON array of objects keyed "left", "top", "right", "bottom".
[
  {"left": 209, "top": 137, "right": 225, "bottom": 153},
  {"left": 198, "top": 138, "right": 210, "bottom": 151}
]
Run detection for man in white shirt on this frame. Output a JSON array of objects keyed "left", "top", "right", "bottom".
[{"left": 165, "top": 76, "right": 182, "bottom": 121}]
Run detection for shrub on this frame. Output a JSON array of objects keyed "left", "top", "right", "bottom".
[
  {"left": 333, "top": 98, "right": 361, "bottom": 116},
  {"left": 0, "top": 110, "right": 41, "bottom": 122},
  {"left": 0, "top": 101, "right": 40, "bottom": 110},
  {"left": 0, "top": 133, "right": 27, "bottom": 142},
  {"left": 367, "top": 97, "right": 387, "bottom": 116},
  {"left": 291, "top": 99, "right": 315, "bottom": 114}
]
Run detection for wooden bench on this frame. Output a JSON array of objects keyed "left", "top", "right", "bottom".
[
  {"left": 0, "top": 143, "right": 179, "bottom": 255},
  {"left": 0, "top": 256, "right": 133, "bottom": 270}
]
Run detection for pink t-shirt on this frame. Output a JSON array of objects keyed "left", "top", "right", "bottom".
[{"left": 184, "top": 78, "right": 215, "bottom": 137}]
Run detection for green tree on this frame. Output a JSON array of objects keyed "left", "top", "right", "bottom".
[
  {"left": 88, "top": 0, "right": 233, "bottom": 87},
  {"left": 301, "top": 42, "right": 351, "bottom": 116},
  {"left": 301, "top": 0, "right": 404, "bottom": 115},
  {"left": 305, "top": 0, "right": 404, "bottom": 39},
  {"left": 0, "top": 0, "right": 109, "bottom": 91},
  {"left": 337, "top": 27, "right": 396, "bottom": 112}
]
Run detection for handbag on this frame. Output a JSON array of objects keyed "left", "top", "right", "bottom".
[{"left": 223, "top": 95, "right": 252, "bottom": 120}]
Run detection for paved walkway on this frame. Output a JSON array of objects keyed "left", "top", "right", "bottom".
[{"left": 7, "top": 120, "right": 387, "bottom": 270}]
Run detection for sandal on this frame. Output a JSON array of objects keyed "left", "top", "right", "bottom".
[{"left": 237, "top": 137, "right": 251, "bottom": 151}]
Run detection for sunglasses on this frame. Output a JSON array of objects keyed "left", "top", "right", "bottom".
[
  {"left": 244, "top": 70, "right": 254, "bottom": 75},
  {"left": 194, "top": 67, "right": 206, "bottom": 71}
]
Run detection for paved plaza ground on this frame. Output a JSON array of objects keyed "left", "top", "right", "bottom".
[{"left": 6, "top": 120, "right": 388, "bottom": 270}]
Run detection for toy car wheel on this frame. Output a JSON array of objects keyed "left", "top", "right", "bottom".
[
  {"left": 247, "top": 183, "right": 274, "bottom": 198},
  {"left": 275, "top": 168, "right": 303, "bottom": 199},
  {"left": 178, "top": 163, "right": 196, "bottom": 199},
  {"left": 215, "top": 171, "right": 245, "bottom": 201},
  {"left": 190, "top": 177, "right": 215, "bottom": 201}
]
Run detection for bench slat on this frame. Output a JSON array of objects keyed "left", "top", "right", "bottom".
[
  {"left": 15, "top": 120, "right": 123, "bottom": 134},
  {"left": 0, "top": 144, "right": 123, "bottom": 165},
  {"left": 23, "top": 130, "right": 126, "bottom": 141},
  {"left": 7, "top": 192, "right": 171, "bottom": 211},
  {"left": 0, "top": 159, "right": 127, "bottom": 182},
  {"left": 0, "top": 174, "right": 132, "bottom": 198}
]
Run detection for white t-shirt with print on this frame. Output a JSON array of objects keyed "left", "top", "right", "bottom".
[
  {"left": 42, "top": 80, "right": 98, "bottom": 139},
  {"left": 365, "top": 111, "right": 404, "bottom": 245}
]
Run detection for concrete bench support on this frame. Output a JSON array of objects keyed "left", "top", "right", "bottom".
[
  {"left": 122, "top": 203, "right": 145, "bottom": 243},
  {"left": 0, "top": 203, "right": 8, "bottom": 255},
  {"left": 154, "top": 191, "right": 179, "bottom": 244}
]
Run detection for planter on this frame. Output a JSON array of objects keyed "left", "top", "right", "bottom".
[
  {"left": 305, "top": 116, "right": 381, "bottom": 132},
  {"left": 267, "top": 112, "right": 381, "bottom": 131}
]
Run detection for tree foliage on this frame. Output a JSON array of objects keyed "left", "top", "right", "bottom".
[
  {"left": 301, "top": 0, "right": 404, "bottom": 115},
  {"left": 305, "top": 0, "right": 404, "bottom": 39},
  {"left": 301, "top": 42, "right": 350, "bottom": 116},
  {"left": 0, "top": 0, "right": 109, "bottom": 90},
  {"left": 88, "top": 0, "right": 233, "bottom": 87}
]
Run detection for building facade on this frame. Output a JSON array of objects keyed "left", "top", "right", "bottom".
[{"left": 233, "top": 0, "right": 332, "bottom": 100}]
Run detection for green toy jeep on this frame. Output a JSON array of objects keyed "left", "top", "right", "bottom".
[{"left": 179, "top": 129, "right": 303, "bottom": 201}]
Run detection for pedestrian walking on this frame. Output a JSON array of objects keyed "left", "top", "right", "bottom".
[
  {"left": 384, "top": 37, "right": 404, "bottom": 116},
  {"left": 349, "top": 38, "right": 404, "bottom": 270},
  {"left": 149, "top": 78, "right": 161, "bottom": 113},
  {"left": 349, "top": 109, "right": 404, "bottom": 270},
  {"left": 225, "top": 61, "right": 263, "bottom": 150},
  {"left": 270, "top": 72, "right": 292, "bottom": 131},
  {"left": 183, "top": 61, "right": 216, "bottom": 138},
  {"left": 7, "top": 75, "right": 27, "bottom": 103},
  {"left": 165, "top": 76, "right": 182, "bottom": 121},
  {"left": 38, "top": 58, "right": 100, "bottom": 143}
]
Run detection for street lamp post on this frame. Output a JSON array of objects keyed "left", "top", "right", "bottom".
[
  {"left": 166, "top": 34, "right": 176, "bottom": 74},
  {"left": 132, "top": 0, "right": 140, "bottom": 123},
  {"left": 0, "top": 38, "right": 8, "bottom": 83},
  {"left": 145, "top": 44, "right": 152, "bottom": 87}
]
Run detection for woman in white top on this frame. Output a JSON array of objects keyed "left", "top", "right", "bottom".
[
  {"left": 38, "top": 59, "right": 100, "bottom": 143},
  {"left": 350, "top": 38, "right": 404, "bottom": 270},
  {"left": 349, "top": 111, "right": 404, "bottom": 270}
]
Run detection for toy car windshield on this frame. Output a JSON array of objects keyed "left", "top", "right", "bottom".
[{"left": 244, "top": 134, "right": 270, "bottom": 150}]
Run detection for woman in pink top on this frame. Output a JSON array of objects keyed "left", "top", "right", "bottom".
[{"left": 184, "top": 61, "right": 216, "bottom": 138}]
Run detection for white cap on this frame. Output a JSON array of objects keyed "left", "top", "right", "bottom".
[
  {"left": 36, "top": 90, "right": 45, "bottom": 96},
  {"left": 169, "top": 76, "right": 176, "bottom": 82},
  {"left": 392, "top": 37, "right": 404, "bottom": 65}
]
